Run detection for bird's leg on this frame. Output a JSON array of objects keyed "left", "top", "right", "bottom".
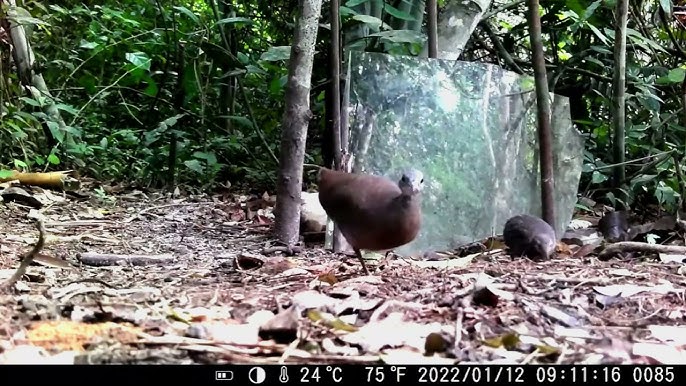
[
  {"left": 381, "top": 250, "right": 393, "bottom": 265},
  {"left": 353, "top": 247, "right": 370, "bottom": 275}
]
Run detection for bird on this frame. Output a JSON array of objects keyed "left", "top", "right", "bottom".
[
  {"left": 503, "top": 214, "right": 556, "bottom": 261},
  {"left": 317, "top": 167, "right": 424, "bottom": 274}
]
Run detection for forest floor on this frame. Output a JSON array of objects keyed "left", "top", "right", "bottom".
[{"left": 0, "top": 183, "right": 685, "bottom": 365}]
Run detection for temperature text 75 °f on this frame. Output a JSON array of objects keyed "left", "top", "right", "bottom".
[{"left": 365, "top": 366, "right": 409, "bottom": 383}]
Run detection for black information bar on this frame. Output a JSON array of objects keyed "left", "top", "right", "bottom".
[{"left": 0, "top": 364, "right": 682, "bottom": 386}]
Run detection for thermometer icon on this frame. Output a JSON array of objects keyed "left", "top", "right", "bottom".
[{"left": 279, "top": 366, "right": 289, "bottom": 383}]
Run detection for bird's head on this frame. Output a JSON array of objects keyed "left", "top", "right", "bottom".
[{"left": 398, "top": 169, "right": 424, "bottom": 195}]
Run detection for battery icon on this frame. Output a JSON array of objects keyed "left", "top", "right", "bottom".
[{"left": 215, "top": 371, "right": 234, "bottom": 381}]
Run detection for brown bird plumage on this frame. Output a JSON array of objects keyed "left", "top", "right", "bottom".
[
  {"left": 317, "top": 168, "right": 424, "bottom": 274},
  {"left": 503, "top": 214, "right": 556, "bottom": 261}
]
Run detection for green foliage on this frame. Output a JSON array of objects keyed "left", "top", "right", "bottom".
[
  {"left": 474, "top": 0, "right": 686, "bottom": 212},
  {"left": 1, "top": 0, "right": 302, "bottom": 189},
  {"left": 0, "top": 0, "right": 684, "bottom": 217}
]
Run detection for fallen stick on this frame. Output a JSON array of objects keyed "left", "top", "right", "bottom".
[
  {"left": 598, "top": 241, "right": 686, "bottom": 260},
  {"left": 3, "top": 219, "right": 46, "bottom": 288},
  {"left": 77, "top": 252, "right": 175, "bottom": 266}
]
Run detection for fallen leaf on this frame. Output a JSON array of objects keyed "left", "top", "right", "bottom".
[
  {"left": 648, "top": 325, "right": 686, "bottom": 345},
  {"left": 381, "top": 349, "right": 455, "bottom": 365},
  {"left": 411, "top": 254, "right": 476, "bottom": 269},
  {"left": 482, "top": 332, "right": 520, "bottom": 350},
  {"left": 659, "top": 253, "right": 686, "bottom": 264},
  {"left": 424, "top": 332, "right": 448, "bottom": 354},
  {"left": 307, "top": 310, "right": 357, "bottom": 332},
  {"left": 594, "top": 282, "right": 684, "bottom": 297},
  {"left": 633, "top": 342, "right": 686, "bottom": 364}
]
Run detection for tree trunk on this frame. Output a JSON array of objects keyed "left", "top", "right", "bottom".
[
  {"left": 3, "top": 0, "right": 71, "bottom": 147},
  {"left": 427, "top": 0, "right": 438, "bottom": 58},
  {"left": 274, "top": 0, "right": 323, "bottom": 246},
  {"left": 612, "top": 0, "right": 629, "bottom": 208},
  {"left": 526, "top": 0, "right": 556, "bottom": 228}
]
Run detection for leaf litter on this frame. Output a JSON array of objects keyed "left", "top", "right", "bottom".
[{"left": 0, "top": 188, "right": 685, "bottom": 365}]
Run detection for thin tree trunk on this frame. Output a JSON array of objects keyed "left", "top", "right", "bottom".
[
  {"left": 612, "top": 0, "right": 629, "bottom": 208},
  {"left": 427, "top": 0, "right": 438, "bottom": 58},
  {"left": 3, "top": 0, "right": 71, "bottom": 147},
  {"left": 331, "top": 0, "right": 342, "bottom": 170},
  {"left": 330, "top": 0, "right": 349, "bottom": 253},
  {"left": 274, "top": 0, "right": 323, "bottom": 246},
  {"left": 526, "top": 0, "right": 555, "bottom": 227}
]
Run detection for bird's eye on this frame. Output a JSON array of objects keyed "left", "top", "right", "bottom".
[{"left": 420, "top": 178, "right": 424, "bottom": 183}]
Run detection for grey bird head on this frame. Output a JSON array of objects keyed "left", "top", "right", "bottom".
[
  {"left": 531, "top": 233, "right": 556, "bottom": 259},
  {"left": 398, "top": 169, "right": 424, "bottom": 195}
]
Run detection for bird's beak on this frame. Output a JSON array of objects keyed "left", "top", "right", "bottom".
[{"left": 412, "top": 179, "right": 423, "bottom": 194}]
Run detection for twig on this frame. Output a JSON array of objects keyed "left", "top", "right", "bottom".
[
  {"left": 44, "top": 220, "right": 116, "bottom": 227},
  {"left": 522, "top": 274, "right": 612, "bottom": 285},
  {"left": 77, "top": 252, "right": 175, "bottom": 266},
  {"left": 237, "top": 79, "right": 279, "bottom": 164},
  {"left": 3, "top": 219, "right": 46, "bottom": 288},
  {"left": 122, "top": 202, "right": 202, "bottom": 223},
  {"left": 65, "top": 278, "right": 120, "bottom": 289},
  {"left": 261, "top": 245, "right": 303, "bottom": 255},
  {"left": 278, "top": 338, "right": 301, "bottom": 364},
  {"left": 599, "top": 241, "right": 686, "bottom": 260}
]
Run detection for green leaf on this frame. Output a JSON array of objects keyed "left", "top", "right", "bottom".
[
  {"left": 46, "top": 121, "right": 64, "bottom": 143},
  {"left": 222, "top": 115, "right": 254, "bottom": 128},
  {"left": 55, "top": 104, "right": 79, "bottom": 115},
  {"left": 216, "top": 17, "right": 253, "bottom": 26},
  {"left": 339, "top": 6, "right": 359, "bottom": 17},
  {"left": 19, "top": 97, "right": 42, "bottom": 107},
  {"left": 173, "top": 6, "right": 201, "bottom": 25},
  {"left": 658, "top": 0, "right": 672, "bottom": 14},
  {"left": 631, "top": 174, "right": 657, "bottom": 186},
  {"left": 345, "top": 0, "right": 369, "bottom": 7},
  {"left": 269, "top": 75, "right": 288, "bottom": 94},
  {"left": 656, "top": 68, "right": 686, "bottom": 84},
  {"left": 8, "top": 13, "right": 50, "bottom": 27},
  {"left": 161, "top": 114, "right": 185, "bottom": 127},
  {"left": 125, "top": 52, "right": 152, "bottom": 71},
  {"left": 586, "top": 24, "right": 609, "bottom": 45},
  {"left": 581, "top": 0, "right": 602, "bottom": 20},
  {"left": 352, "top": 15, "right": 383, "bottom": 30},
  {"left": 48, "top": 5, "right": 68, "bottom": 14},
  {"left": 218, "top": 69, "right": 248, "bottom": 80},
  {"left": 626, "top": 28, "right": 667, "bottom": 53},
  {"left": 591, "top": 170, "right": 608, "bottom": 184},
  {"left": 184, "top": 159, "right": 204, "bottom": 173},
  {"left": 382, "top": 4, "right": 415, "bottom": 21},
  {"left": 142, "top": 74, "right": 159, "bottom": 97},
  {"left": 590, "top": 45, "right": 612, "bottom": 55},
  {"left": 237, "top": 52, "right": 250, "bottom": 65},
  {"left": 367, "top": 30, "right": 425, "bottom": 44},
  {"left": 63, "top": 126, "right": 82, "bottom": 137},
  {"left": 583, "top": 57, "right": 605, "bottom": 67},
  {"left": 13, "top": 159, "right": 28, "bottom": 169},
  {"left": 646, "top": 233, "right": 660, "bottom": 244},
  {"left": 193, "top": 151, "right": 217, "bottom": 165},
  {"left": 0, "top": 170, "right": 14, "bottom": 179},
  {"left": 47, "top": 153, "right": 60, "bottom": 165},
  {"left": 260, "top": 46, "right": 291, "bottom": 62},
  {"left": 79, "top": 40, "right": 100, "bottom": 49}
]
